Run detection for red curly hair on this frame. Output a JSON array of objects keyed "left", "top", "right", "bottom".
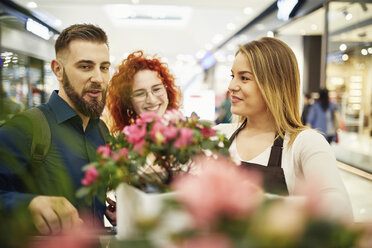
[{"left": 106, "top": 50, "right": 182, "bottom": 134}]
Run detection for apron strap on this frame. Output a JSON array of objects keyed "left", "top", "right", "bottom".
[
  {"left": 228, "top": 119, "right": 247, "bottom": 144},
  {"left": 267, "top": 134, "right": 284, "bottom": 167}
]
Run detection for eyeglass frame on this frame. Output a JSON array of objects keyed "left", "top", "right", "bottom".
[{"left": 130, "top": 83, "right": 167, "bottom": 101}]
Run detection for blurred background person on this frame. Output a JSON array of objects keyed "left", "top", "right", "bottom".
[
  {"left": 306, "top": 88, "right": 341, "bottom": 143},
  {"left": 301, "top": 93, "right": 312, "bottom": 125},
  {"left": 215, "top": 91, "right": 232, "bottom": 124}
]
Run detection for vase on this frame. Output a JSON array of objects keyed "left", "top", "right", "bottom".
[{"left": 115, "top": 183, "right": 175, "bottom": 240}]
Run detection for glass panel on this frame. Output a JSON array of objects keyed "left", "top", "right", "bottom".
[{"left": 326, "top": 1, "right": 372, "bottom": 135}]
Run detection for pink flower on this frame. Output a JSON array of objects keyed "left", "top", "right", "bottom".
[
  {"left": 180, "top": 234, "right": 232, "bottom": 248},
  {"left": 172, "top": 156, "right": 263, "bottom": 227},
  {"left": 162, "top": 109, "right": 186, "bottom": 124},
  {"left": 97, "top": 145, "right": 111, "bottom": 158},
  {"left": 112, "top": 148, "right": 129, "bottom": 161},
  {"left": 133, "top": 139, "right": 145, "bottom": 155},
  {"left": 136, "top": 111, "right": 160, "bottom": 125},
  {"left": 123, "top": 124, "right": 146, "bottom": 144},
  {"left": 164, "top": 126, "right": 179, "bottom": 141},
  {"left": 150, "top": 121, "right": 167, "bottom": 144},
  {"left": 201, "top": 127, "right": 216, "bottom": 137},
  {"left": 81, "top": 166, "right": 99, "bottom": 186},
  {"left": 174, "top": 127, "right": 194, "bottom": 148}
]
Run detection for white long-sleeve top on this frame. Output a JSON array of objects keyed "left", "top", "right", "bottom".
[{"left": 214, "top": 123, "right": 353, "bottom": 221}]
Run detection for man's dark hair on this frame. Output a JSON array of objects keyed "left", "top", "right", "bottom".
[{"left": 55, "top": 24, "right": 108, "bottom": 55}]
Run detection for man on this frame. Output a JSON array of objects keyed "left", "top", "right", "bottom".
[{"left": 0, "top": 24, "right": 115, "bottom": 235}]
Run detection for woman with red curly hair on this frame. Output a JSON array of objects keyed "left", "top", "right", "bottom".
[{"left": 106, "top": 50, "right": 182, "bottom": 134}]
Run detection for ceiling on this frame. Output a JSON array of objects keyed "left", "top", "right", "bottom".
[
  {"left": 277, "top": 1, "right": 372, "bottom": 53},
  {"left": 12, "top": 0, "right": 275, "bottom": 66}
]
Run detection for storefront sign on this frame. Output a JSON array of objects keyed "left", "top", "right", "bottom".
[{"left": 26, "top": 18, "right": 50, "bottom": 40}]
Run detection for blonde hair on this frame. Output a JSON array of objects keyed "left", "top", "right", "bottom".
[{"left": 237, "top": 37, "right": 307, "bottom": 146}]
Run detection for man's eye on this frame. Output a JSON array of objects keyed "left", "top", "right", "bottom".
[
  {"left": 101, "top": 66, "right": 109, "bottom": 71},
  {"left": 230, "top": 74, "right": 234, "bottom": 79},
  {"left": 80, "top": 65, "right": 91, "bottom": 70}
]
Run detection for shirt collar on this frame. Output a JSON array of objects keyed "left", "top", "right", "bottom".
[
  {"left": 48, "top": 90, "right": 79, "bottom": 124},
  {"left": 48, "top": 90, "right": 101, "bottom": 126}
]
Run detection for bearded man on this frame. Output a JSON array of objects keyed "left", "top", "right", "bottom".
[{"left": 0, "top": 24, "right": 115, "bottom": 235}]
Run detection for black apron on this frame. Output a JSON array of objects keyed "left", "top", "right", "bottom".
[{"left": 229, "top": 120, "right": 289, "bottom": 195}]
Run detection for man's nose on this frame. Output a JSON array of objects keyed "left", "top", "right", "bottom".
[{"left": 90, "top": 67, "right": 104, "bottom": 84}]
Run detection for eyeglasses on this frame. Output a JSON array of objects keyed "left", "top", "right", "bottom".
[{"left": 131, "top": 84, "right": 166, "bottom": 101}]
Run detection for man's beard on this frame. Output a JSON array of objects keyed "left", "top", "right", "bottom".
[{"left": 62, "top": 71, "right": 106, "bottom": 119}]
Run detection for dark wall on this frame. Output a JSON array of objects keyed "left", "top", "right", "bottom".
[{"left": 303, "top": 35, "right": 322, "bottom": 94}]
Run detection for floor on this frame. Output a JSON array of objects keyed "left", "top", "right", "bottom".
[{"left": 339, "top": 163, "right": 372, "bottom": 223}]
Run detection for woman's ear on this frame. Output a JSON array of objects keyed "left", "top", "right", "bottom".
[{"left": 51, "top": 59, "right": 63, "bottom": 82}]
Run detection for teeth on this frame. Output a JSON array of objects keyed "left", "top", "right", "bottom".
[{"left": 145, "top": 105, "right": 160, "bottom": 111}]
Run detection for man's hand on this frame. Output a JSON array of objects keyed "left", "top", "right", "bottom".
[
  {"left": 105, "top": 197, "right": 116, "bottom": 226},
  {"left": 28, "top": 196, "right": 83, "bottom": 235}
]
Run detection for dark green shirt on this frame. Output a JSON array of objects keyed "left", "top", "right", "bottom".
[{"left": 0, "top": 90, "right": 107, "bottom": 225}]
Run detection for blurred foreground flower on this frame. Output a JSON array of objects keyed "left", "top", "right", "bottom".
[
  {"left": 167, "top": 157, "right": 367, "bottom": 248},
  {"left": 173, "top": 156, "right": 263, "bottom": 228}
]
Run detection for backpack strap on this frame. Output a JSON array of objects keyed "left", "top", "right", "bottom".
[{"left": 21, "top": 108, "right": 51, "bottom": 170}]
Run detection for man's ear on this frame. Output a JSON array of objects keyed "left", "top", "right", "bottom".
[{"left": 51, "top": 59, "right": 63, "bottom": 82}]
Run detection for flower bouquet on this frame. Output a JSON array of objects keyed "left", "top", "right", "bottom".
[
  {"left": 78, "top": 110, "right": 230, "bottom": 202},
  {"left": 77, "top": 110, "right": 231, "bottom": 239}
]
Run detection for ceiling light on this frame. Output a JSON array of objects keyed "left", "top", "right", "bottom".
[
  {"left": 243, "top": 7, "right": 253, "bottom": 15},
  {"left": 267, "top": 31, "right": 274, "bottom": 37},
  {"left": 27, "top": 2, "right": 38, "bottom": 9},
  {"left": 345, "top": 13, "right": 352, "bottom": 21},
  {"left": 361, "top": 49, "right": 368, "bottom": 55},
  {"left": 131, "top": 0, "right": 139, "bottom": 4},
  {"left": 341, "top": 54, "right": 349, "bottom": 61},
  {"left": 311, "top": 24, "right": 317, "bottom": 30},
  {"left": 368, "top": 47, "right": 372, "bottom": 54},
  {"left": 339, "top": 44, "right": 347, "bottom": 51},
  {"left": 105, "top": 4, "right": 191, "bottom": 25}
]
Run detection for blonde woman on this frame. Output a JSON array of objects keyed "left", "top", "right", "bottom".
[{"left": 215, "top": 37, "right": 352, "bottom": 221}]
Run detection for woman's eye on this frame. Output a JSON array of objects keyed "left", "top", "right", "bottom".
[
  {"left": 242, "top": 76, "right": 250, "bottom": 81},
  {"left": 133, "top": 91, "right": 146, "bottom": 97},
  {"left": 153, "top": 87, "right": 161, "bottom": 92},
  {"left": 230, "top": 74, "right": 234, "bottom": 79}
]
